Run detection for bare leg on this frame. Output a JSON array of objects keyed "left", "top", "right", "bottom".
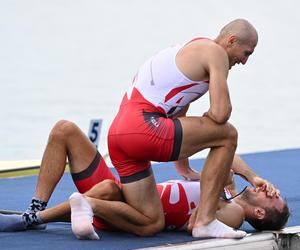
[
  {"left": 195, "top": 146, "right": 235, "bottom": 225},
  {"left": 4, "top": 120, "right": 121, "bottom": 231},
  {"left": 178, "top": 116, "right": 246, "bottom": 238},
  {"left": 22, "top": 120, "right": 98, "bottom": 228},
  {"left": 40, "top": 202, "right": 70, "bottom": 223},
  {"left": 68, "top": 178, "right": 124, "bottom": 240},
  {"left": 39, "top": 179, "right": 123, "bottom": 223},
  {"left": 34, "top": 120, "right": 97, "bottom": 201},
  {"left": 70, "top": 173, "right": 165, "bottom": 237}
]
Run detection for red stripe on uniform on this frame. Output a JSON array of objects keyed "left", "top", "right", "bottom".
[
  {"left": 164, "top": 83, "right": 198, "bottom": 102},
  {"left": 176, "top": 96, "right": 184, "bottom": 104}
]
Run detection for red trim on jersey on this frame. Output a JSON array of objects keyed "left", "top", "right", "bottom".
[
  {"left": 156, "top": 105, "right": 167, "bottom": 114},
  {"left": 176, "top": 96, "right": 184, "bottom": 104},
  {"left": 164, "top": 83, "right": 198, "bottom": 102}
]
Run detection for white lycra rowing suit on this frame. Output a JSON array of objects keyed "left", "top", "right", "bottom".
[
  {"left": 157, "top": 180, "right": 232, "bottom": 230},
  {"left": 108, "top": 38, "right": 210, "bottom": 178}
]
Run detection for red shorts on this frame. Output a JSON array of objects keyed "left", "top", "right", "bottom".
[
  {"left": 71, "top": 152, "right": 120, "bottom": 230},
  {"left": 108, "top": 88, "right": 182, "bottom": 182}
]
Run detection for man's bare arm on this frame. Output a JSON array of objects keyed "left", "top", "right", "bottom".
[
  {"left": 204, "top": 44, "right": 232, "bottom": 124},
  {"left": 231, "top": 154, "right": 280, "bottom": 197}
]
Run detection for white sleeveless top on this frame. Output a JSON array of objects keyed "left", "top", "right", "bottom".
[
  {"left": 157, "top": 180, "right": 232, "bottom": 230},
  {"left": 126, "top": 41, "right": 209, "bottom": 117}
]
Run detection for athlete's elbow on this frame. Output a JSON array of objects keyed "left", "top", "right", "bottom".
[
  {"left": 210, "top": 109, "right": 232, "bottom": 124},
  {"left": 213, "top": 116, "right": 229, "bottom": 124}
]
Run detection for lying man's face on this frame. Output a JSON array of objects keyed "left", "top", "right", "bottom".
[
  {"left": 242, "top": 187, "right": 285, "bottom": 210},
  {"left": 241, "top": 187, "right": 289, "bottom": 230}
]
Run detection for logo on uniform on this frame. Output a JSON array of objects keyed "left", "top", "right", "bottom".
[{"left": 150, "top": 116, "right": 160, "bottom": 127}]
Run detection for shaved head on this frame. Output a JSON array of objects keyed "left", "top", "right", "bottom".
[{"left": 218, "top": 19, "right": 258, "bottom": 45}]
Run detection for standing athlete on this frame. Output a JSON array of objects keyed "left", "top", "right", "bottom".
[{"left": 107, "top": 18, "right": 259, "bottom": 238}]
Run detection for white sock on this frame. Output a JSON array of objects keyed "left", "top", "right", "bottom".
[
  {"left": 69, "top": 192, "right": 99, "bottom": 240},
  {"left": 192, "top": 219, "right": 247, "bottom": 239}
]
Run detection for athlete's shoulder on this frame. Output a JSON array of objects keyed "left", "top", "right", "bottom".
[
  {"left": 200, "top": 40, "right": 227, "bottom": 58},
  {"left": 186, "top": 38, "right": 222, "bottom": 50},
  {"left": 183, "top": 38, "right": 227, "bottom": 62}
]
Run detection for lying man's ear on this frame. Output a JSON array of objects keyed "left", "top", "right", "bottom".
[{"left": 254, "top": 207, "right": 265, "bottom": 220}]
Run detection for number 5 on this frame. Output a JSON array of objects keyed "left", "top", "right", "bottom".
[{"left": 88, "top": 119, "right": 102, "bottom": 148}]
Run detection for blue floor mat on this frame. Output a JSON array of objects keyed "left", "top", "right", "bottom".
[{"left": 0, "top": 148, "right": 299, "bottom": 249}]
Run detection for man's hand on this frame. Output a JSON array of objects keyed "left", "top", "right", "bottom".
[
  {"left": 231, "top": 154, "right": 281, "bottom": 198},
  {"left": 226, "top": 169, "right": 234, "bottom": 186},
  {"left": 187, "top": 207, "right": 197, "bottom": 234},
  {"left": 177, "top": 166, "right": 200, "bottom": 181},
  {"left": 251, "top": 176, "right": 280, "bottom": 198},
  {"left": 175, "top": 158, "right": 200, "bottom": 181}
]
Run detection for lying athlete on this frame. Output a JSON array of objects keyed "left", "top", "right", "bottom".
[
  {"left": 67, "top": 170, "right": 289, "bottom": 240},
  {"left": 0, "top": 121, "right": 289, "bottom": 239},
  {"left": 0, "top": 161, "right": 290, "bottom": 239}
]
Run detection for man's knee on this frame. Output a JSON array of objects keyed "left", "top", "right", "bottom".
[
  {"left": 137, "top": 216, "right": 165, "bottom": 237},
  {"left": 86, "top": 180, "right": 122, "bottom": 201},
  {"left": 49, "top": 120, "right": 79, "bottom": 143},
  {"left": 224, "top": 122, "right": 238, "bottom": 149}
]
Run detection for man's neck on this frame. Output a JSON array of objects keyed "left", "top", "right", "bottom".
[{"left": 234, "top": 196, "right": 251, "bottom": 220}]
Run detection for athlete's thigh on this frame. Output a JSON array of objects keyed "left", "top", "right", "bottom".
[
  {"left": 65, "top": 122, "right": 97, "bottom": 173},
  {"left": 121, "top": 173, "right": 164, "bottom": 220},
  {"left": 177, "top": 116, "right": 236, "bottom": 158}
]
